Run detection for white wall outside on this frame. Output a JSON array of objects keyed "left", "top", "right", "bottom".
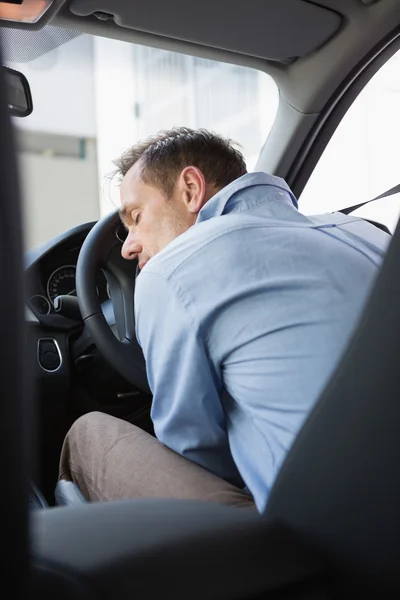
[{"left": 19, "top": 150, "right": 99, "bottom": 251}]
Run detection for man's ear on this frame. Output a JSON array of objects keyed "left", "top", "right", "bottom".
[{"left": 179, "top": 166, "right": 207, "bottom": 215}]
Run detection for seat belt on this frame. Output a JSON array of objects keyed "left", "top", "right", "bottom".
[
  {"left": 339, "top": 183, "right": 400, "bottom": 215},
  {"left": 337, "top": 183, "right": 400, "bottom": 235}
]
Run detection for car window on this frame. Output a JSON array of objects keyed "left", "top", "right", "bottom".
[
  {"left": 299, "top": 48, "right": 400, "bottom": 234},
  {"left": 5, "top": 29, "right": 278, "bottom": 250}
]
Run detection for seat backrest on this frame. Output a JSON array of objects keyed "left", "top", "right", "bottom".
[{"left": 266, "top": 211, "right": 400, "bottom": 588}]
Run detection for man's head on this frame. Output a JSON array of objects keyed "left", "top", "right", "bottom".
[{"left": 114, "top": 127, "right": 247, "bottom": 268}]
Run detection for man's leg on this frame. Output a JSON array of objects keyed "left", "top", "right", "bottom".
[{"left": 59, "top": 411, "right": 255, "bottom": 508}]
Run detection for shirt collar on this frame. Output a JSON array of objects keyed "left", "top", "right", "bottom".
[{"left": 196, "top": 172, "right": 298, "bottom": 224}]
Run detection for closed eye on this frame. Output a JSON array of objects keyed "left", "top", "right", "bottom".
[{"left": 134, "top": 212, "right": 141, "bottom": 226}]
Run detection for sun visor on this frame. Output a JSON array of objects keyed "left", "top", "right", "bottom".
[{"left": 68, "top": 0, "right": 342, "bottom": 62}]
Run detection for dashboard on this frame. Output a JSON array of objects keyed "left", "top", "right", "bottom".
[
  {"left": 28, "top": 245, "right": 109, "bottom": 316},
  {"left": 25, "top": 221, "right": 109, "bottom": 324}
]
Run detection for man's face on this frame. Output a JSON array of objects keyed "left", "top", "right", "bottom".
[{"left": 119, "top": 160, "right": 213, "bottom": 269}]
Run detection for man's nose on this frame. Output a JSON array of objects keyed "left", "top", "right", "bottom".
[{"left": 121, "top": 235, "right": 142, "bottom": 260}]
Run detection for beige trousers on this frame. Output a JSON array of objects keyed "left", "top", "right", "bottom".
[{"left": 59, "top": 411, "right": 255, "bottom": 508}]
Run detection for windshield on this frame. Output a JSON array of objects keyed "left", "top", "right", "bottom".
[{"left": 5, "top": 27, "right": 279, "bottom": 250}]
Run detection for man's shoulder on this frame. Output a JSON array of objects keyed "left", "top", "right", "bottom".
[
  {"left": 141, "top": 214, "right": 254, "bottom": 280},
  {"left": 139, "top": 210, "right": 389, "bottom": 292}
]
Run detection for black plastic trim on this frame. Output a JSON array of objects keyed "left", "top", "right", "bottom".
[
  {"left": 4, "top": 65, "right": 33, "bottom": 116},
  {"left": 37, "top": 337, "right": 62, "bottom": 373}
]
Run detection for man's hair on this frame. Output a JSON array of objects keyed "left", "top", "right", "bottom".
[{"left": 113, "top": 127, "right": 247, "bottom": 197}]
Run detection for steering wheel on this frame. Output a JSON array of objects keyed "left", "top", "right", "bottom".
[{"left": 76, "top": 210, "right": 151, "bottom": 395}]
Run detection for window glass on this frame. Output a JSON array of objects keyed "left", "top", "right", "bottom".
[
  {"left": 5, "top": 28, "right": 278, "bottom": 249},
  {"left": 300, "top": 48, "right": 400, "bottom": 233}
]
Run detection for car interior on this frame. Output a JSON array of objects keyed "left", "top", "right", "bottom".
[{"left": 1, "top": 0, "right": 400, "bottom": 597}]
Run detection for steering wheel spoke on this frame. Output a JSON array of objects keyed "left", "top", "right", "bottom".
[
  {"left": 76, "top": 211, "right": 151, "bottom": 394},
  {"left": 104, "top": 246, "right": 137, "bottom": 342}
]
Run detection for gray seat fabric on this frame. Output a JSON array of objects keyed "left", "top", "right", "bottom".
[{"left": 32, "top": 499, "right": 326, "bottom": 599}]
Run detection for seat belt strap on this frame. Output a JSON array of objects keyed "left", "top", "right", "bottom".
[{"left": 339, "top": 183, "right": 400, "bottom": 215}]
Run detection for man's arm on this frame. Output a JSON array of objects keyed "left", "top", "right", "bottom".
[{"left": 135, "top": 270, "right": 243, "bottom": 488}]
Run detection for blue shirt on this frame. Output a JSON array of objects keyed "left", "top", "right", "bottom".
[{"left": 134, "top": 172, "right": 389, "bottom": 512}]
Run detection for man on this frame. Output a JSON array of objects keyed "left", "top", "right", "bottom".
[{"left": 59, "top": 127, "right": 389, "bottom": 512}]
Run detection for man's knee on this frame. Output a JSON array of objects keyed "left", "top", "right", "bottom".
[
  {"left": 66, "top": 411, "right": 108, "bottom": 441},
  {"left": 61, "top": 411, "right": 106, "bottom": 472}
]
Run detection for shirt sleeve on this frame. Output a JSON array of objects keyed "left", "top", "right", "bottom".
[{"left": 135, "top": 270, "right": 243, "bottom": 488}]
